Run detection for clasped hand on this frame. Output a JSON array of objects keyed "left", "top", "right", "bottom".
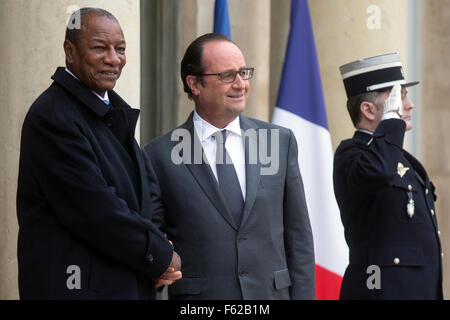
[{"left": 153, "top": 244, "right": 182, "bottom": 288}]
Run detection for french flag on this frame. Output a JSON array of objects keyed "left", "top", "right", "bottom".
[
  {"left": 214, "top": 0, "right": 231, "bottom": 38},
  {"left": 272, "top": 0, "right": 349, "bottom": 300}
]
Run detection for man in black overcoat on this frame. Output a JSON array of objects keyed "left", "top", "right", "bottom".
[{"left": 16, "top": 7, "right": 181, "bottom": 299}]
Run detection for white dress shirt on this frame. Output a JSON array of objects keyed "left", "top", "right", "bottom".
[
  {"left": 193, "top": 110, "right": 246, "bottom": 200},
  {"left": 64, "top": 67, "right": 109, "bottom": 104}
]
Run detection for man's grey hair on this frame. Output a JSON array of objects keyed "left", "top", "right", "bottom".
[
  {"left": 65, "top": 8, "right": 118, "bottom": 46},
  {"left": 346, "top": 91, "right": 385, "bottom": 127}
]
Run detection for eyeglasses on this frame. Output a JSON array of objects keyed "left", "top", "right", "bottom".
[{"left": 197, "top": 67, "right": 255, "bottom": 83}]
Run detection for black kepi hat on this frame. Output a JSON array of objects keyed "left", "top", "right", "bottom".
[{"left": 339, "top": 53, "right": 419, "bottom": 99}]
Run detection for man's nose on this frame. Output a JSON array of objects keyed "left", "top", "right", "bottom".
[
  {"left": 104, "top": 47, "right": 122, "bottom": 65},
  {"left": 403, "top": 97, "right": 414, "bottom": 110},
  {"left": 232, "top": 72, "right": 246, "bottom": 88}
]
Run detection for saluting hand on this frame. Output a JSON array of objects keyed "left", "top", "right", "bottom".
[{"left": 383, "top": 83, "right": 402, "bottom": 117}]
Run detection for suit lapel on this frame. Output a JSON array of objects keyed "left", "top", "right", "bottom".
[
  {"left": 179, "top": 113, "right": 238, "bottom": 230},
  {"left": 240, "top": 116, "right": 261, "bottom": 227}
]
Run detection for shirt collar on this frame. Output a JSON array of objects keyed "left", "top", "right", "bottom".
[
  {"left": 193, "top": 110, "right": 242, "bottom": 142},
  {"left": 65, "top": 67, "right": 109, "bottom": 104},
  {"left": 356, "top": 128, "right": 374, "bottom": 136}
]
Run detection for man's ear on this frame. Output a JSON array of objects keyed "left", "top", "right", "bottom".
[
  {"left": 64, "top": 40, "right": 75, "bottom": 65},
  {"left": 186, "top": 75, "right": 201, "bottom": 96},
  {"left": 360, "top": 101, "right": 377, "bottom": 121}
]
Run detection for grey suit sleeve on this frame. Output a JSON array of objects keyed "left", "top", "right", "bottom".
[
  {"left": 142, "top": 149, "right": 166, "bottom": 231},
  {"left": 283, "top": 130, "right": 316, "bottom": 299}
]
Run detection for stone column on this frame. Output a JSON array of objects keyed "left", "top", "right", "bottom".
[
  {"left": 309, "top": 0, "right": 408, "bottom": 150},
  {"left": 420, "top": 0, "right": 450, "bottom": 299},
  {"left": 270, "top": 0, "right": 408, "bottom": 150},
  {"left": 0, "top": 0, "right": 140, "bottom": 299}
]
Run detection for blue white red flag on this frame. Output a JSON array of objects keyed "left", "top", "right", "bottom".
[{"left": 272, "top": 0, "right": 349, "bottom": 300}]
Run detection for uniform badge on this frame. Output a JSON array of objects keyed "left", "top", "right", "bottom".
[
  {"left": 407, "top": 192, "right": 415, "bottom": 219},
  {"left": 397, "top": 162, "right": 409, "bottom": 178}
]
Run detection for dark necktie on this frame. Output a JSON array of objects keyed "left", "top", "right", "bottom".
[{"left": 215, "top": 130, "right": 244, "bottom": 228}]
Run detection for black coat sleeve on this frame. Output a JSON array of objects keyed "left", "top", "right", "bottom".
[{"left": 335, "top": 119, "right": 407, "bottom": 194}]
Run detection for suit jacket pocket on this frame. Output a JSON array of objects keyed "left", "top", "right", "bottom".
[
  {"left": 169, "top": 276, "right": 203, "bottom": 295},
  {"left": 273, "top": 268, "right": 292, "bottom": 290},
  {"left": 369, "top": 245, "right": 425, "bottom": 267}
]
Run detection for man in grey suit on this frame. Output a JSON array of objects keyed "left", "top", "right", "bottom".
[{"left": 144, "top": 33, "right": 315, "bottom": 300}]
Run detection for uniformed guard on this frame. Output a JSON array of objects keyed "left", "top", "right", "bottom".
[{"left": 334, "top": 53, "right": 443, "bottom": 299}]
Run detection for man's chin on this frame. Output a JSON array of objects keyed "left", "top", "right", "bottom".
[
  {"left": 93, "top": 82, "right": 117, "bottom": 95},
  {"left": 229, "top": 102, "right": 246, "bottom": 115},
  {"left": 402, "top": 117, "right": 412, "bottom": 131},
  {"left": 405, "top": 120, "right": 413, "bottom": 131}
]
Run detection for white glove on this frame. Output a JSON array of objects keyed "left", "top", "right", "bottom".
[{"left": 383, "top": 84, "right": 402, "bottom": 117}]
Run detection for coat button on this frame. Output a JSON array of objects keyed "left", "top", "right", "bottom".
[
  {"left": 431, "top": 209, "right": 435, "bottom": 216},
  {"left": 438, "top": 230, "right": 441, "bottom": 236},
  {"left": 148, "top": 254, "right": 154, "bottom": 263},
  {"left": 408, "top": 185, "right": 412, "bottom": 191},
  {"left": 105, "top": 117, "right": 113, "bottom": 127},
  {"left": 425, "top": 188, "right": 429, "bottom": 195},
  {"left": 394, "top": 258, "right": 400, "bottom": 265}
]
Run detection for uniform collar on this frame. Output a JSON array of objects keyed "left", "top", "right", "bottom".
[
  {"left": 353, "top": 129, "right": 373, "bottom": 144},
  {"left": 356, "top": 128, "right": 373, "bottom": 136}
]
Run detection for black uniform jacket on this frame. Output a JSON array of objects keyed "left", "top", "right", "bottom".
[
  {"left": 16, "top": 67, "right": 173, "bottom": 299},
  {"left": 333, "top": 119, "right": 443, "bottom": 299}
]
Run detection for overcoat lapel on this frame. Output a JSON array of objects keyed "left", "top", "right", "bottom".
[
  {"left": 53, "top": 68, "right": 146, "bottom": 213},
  {"left": 107, "top": 90, "right": 147, "bottom": 213},
  {"left": 52, "top": 67, "right": 110, "bottom": 118}
]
